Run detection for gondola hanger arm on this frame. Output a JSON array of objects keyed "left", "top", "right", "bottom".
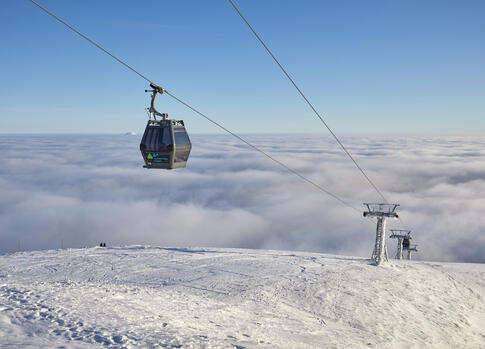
[{"left": 145, "top": 83, "right": 166, "bottom": 120}]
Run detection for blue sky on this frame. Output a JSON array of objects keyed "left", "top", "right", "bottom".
[{"left": 1, "top": 0, "right": 484, "bottom": 134}]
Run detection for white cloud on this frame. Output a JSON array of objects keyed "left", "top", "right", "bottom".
[{"left": 1, "top": 133, "right": 484, "bottom": 263}]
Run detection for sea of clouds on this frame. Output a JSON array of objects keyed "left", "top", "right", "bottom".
[{"left": 1, "top": 133, "right": 484, "bottom": 263}]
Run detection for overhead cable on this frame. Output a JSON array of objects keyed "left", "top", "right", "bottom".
[
  {"left": 227, "top": 0, "right": 389, "bottom": 204},
  {"left": 29, "top": 1, "right": 153, "bottom": 85},
  {"left": 29, "top": 0, "right": 362, "bottom": 215}
]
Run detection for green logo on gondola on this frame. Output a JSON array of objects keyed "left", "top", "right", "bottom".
[{"left": 147, "top": 153, "right": 153, "bottom": 160}]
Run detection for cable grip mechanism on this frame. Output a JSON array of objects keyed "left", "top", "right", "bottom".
[{"left": 145, "top": 83, "right": 167, "bottom": 120}]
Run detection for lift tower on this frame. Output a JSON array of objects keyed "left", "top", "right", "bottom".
[
  {"left": 389, "top": 230, "right": 411, "bottom": 260},
  {"left": 364, "top": 203, "right": 399, "bottom": 265},
  {"left": 406, "top": 244, "right": 418, "bottom": 260}
]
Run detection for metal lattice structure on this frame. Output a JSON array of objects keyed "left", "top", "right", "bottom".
[
  {"left": 364, "top": 203, "right": 399, "bottom": 265},
  {"left": 406, "top": 244, "right": 418, "bottom": 260},
  {"left": 390, "top": 230, "right": 411, "bottom": 260},
  {"left": 390, "top": 230, "right": 418, "bottom": 260}
]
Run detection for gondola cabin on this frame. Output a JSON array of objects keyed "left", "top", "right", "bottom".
[
  {"left": 139, "top": 83, "right": 192, "bottom": 169},
  {"left": 140, "top": 117, "right": 191, "bottom": 169}
]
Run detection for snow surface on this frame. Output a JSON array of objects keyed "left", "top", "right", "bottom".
[{"left": 1, "top": 246, "right": 484, "bottom": 348}]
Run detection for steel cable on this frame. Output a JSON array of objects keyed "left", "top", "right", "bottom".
[
  {"left": 29, "top": 0, "right": 364, "bottom": 216},
  {"left": 227, "top": 0, "right": 389, "bottom": 204}
]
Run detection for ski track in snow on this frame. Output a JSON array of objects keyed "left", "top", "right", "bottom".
[{"left": 0, "top": 246, "right": 484, "bottom": 348}]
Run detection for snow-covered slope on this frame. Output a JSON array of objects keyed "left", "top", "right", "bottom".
[{"left": 1, "top": 247, "right": 484, "bottom": 348}]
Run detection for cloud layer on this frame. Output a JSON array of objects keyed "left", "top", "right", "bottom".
[{"left": 1, "top": 133, "right": 484, "bottom": 263}]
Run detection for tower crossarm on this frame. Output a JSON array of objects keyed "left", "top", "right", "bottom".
[
  {"left": 363, "top": 203, "right": 399, "bottom": 219},
  {"left": 390, "top": 234, "right": 408, "bottom": 239},
  {"left": 364, "top": 211, "right": 399, "bottom": 218}
]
